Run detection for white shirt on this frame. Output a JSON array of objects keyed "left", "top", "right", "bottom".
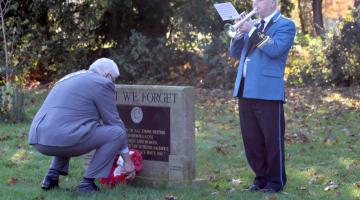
[{"left": 248, "top": 10, "right": 278, "bottom": 36}]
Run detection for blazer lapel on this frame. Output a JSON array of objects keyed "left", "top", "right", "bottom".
[
  {"left": 245, "top": 22, "right": 263, "bottom": 56},
  {"left": 263, "top": 11, "right": 281, "bottom": 33},
  {"left": 245, "top": 11, "right": 282, "bottom": 56}
]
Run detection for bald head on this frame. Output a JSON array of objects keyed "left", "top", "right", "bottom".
[
  {"left": 89, "top": 58, "right": 120, "bottom": 81},
  {"left": 253, "top": 0, "right": 278, "bottom": 19}
]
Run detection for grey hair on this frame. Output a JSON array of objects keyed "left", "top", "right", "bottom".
[{"left": 88, "top": 58, "right": 120, "bottom": 78}]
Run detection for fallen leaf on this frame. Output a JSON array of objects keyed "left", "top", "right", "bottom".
[
  {"left": 297, "top": 186, "right": 307, "bottom": 191},
  {"left": 308, "top": 190, "right": 318, "bottom": 196},
  {"left": 346, "top": 163, "right": 357, "bottom": 171},
  {"left": 355, "top": 181, "right": 360, "bottom": 189},
  {"left": 215, "top": 101, "right": 222, "bottom": 107},
  {"left": 7, "top": 177, "right": 17, "bottom": 185},
  {"left": 0, "top": 135, "right": 11, "bottom": 141},
  {"left": 230, "top": 178, "right": 244, "bottom": 186},
  {"left": 285, "top": 134, "right": 296, "bottom": 144},
  {"left": 227, "top": 187, "right": 236, "bottom": 193},
  {"left": 164, "top": 194, "right": 177, "bottom": 200},
  {"left": 323, "top": 133, "right": 339, "bottom": 145},
  {"left": 324, "top": 181, "right": 339, "bottom": 191},
  {"left": 336, "top": 191, "right": 341, "bottom": 197},
  {"left": 299, "top": 133, "right": 310, "bottom": 144},
  {"left": 34, "top": 196, "right": 45, "bottom": 200},
  {"left": 317, "top": 175, "right": 326, "bottom": 183},
  {"left": 342, "top": 128, "right": 354, "bottom": 136},
  {"left": 308, "top": 177, "right": 316, "bottom": 185},
  {"left": 214, "top": 146, "right": 226, "bottom": 155},
  {"left": 209, "top": 175, "right": 216, "bottom": 181}
]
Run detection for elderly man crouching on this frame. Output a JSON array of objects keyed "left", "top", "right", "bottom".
[{"left": 28, "top": 58, "right": 135, "bottom": 193}]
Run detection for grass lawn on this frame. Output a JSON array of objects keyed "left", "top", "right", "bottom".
[{"left": 0, "top": 86, "right": 359, "bottom": 200}]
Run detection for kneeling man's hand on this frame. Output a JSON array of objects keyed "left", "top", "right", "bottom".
[{"left": 122, "top": 153, "right": 136, "bottom": 180}]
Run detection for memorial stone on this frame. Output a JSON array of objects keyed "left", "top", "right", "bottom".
[
  {"left": 115, "top": 85, "right": 196, "bottom": 185},
  {"left": 84, "top": 84, "right": 197, "bottom": 186}
]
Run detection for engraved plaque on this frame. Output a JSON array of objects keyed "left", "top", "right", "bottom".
[{"left": 117, "top": 105, "right": 170, "bottom": 161}]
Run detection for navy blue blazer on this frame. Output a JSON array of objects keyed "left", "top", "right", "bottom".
[{"left": 229, "top": 11, "right": 296, "bottom": 101}]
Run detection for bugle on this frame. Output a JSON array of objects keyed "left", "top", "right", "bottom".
[{"left": 224, "top": 10, "right": 257, "bottom": 38}]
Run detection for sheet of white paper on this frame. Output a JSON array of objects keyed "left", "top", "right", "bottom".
[{"left": 214, "top": 2, "right": 240, "bottom": 21}]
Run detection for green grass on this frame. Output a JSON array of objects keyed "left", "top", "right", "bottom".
[{"left": 0, "top": 87, "right": 359, "bottom": 200}]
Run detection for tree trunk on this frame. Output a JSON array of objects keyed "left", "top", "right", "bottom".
[
  {"left": 298, "top": 0, "right": 310, "bottom": 34},
  {"left": 0, "top": 0, "right": 10, "bottom": 84},
  {"left": 312, "top": 0, "right": 324, "bottom": 36}
]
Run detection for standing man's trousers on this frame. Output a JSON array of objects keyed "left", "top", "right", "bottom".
[
  {"left": 238, "top": 98, "right": 287, "bottom": 190},
  {"left": 34, "top": 125, "right": 127, "bottom": 178}
]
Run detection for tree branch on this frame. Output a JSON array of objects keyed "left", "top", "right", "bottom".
[{"left": 0, "top": 0, "right": 12, "bottom": 17}]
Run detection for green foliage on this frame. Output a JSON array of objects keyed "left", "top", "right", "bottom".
[
  {"left": 280, "top": 0, "right": 295, "bottom": 18},
  {"left": 286, "top": 8, "right": 360, "bottom": 87},
  {"left": 0, "top": 0, "right": 297, "bottom": 88},
  {"left": 1, "top": 0, "right": 359, "bottom": 89},
  {"left": 111, "top": 30, "right": 174, "bottom": 84},
  {"left": 1, "top": 0, "right": 106, "bottom": 83},
  {"left": 189, "top": 35, "right": 235, "bottom": 89},
  {"left": 0, "top": 84, "right": 24, "bottom": 122},
  {"left": 326, "top": 8, "right": 360, "bottom": 86},
  {"left": 286, "top": 34, "right": 330, "bottom": 86},
  {"left": 98, "top": 0, "right": 172, "bottom": 45}
]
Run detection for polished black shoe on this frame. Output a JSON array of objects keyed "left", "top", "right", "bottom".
[
  {"left": 41, "top": 176, "right": 59, "bottom": 190},
  {"left": 260, "top": 188, "right": 282, "bottom": 193},
  {"left": 75, "top": 182, "right": 100, "bottom": 193},
  {"left": 244, "top": 184, "right": 263, "bottom": 192}
]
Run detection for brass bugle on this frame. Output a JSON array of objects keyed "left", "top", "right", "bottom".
[{"left": 224, "top": 10, "right": 257, "bottom": 38}]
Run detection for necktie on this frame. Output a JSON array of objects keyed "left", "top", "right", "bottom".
[
  {"left": 245, "top": 19, "right": 266, "bottom": 58},
  {"left": 258, "top": 19, "right": 266, "bottom": 32}
]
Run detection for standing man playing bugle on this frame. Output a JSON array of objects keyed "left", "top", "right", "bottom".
[{"left": 228, "top": 0, "right": 296, "bottom": 193}]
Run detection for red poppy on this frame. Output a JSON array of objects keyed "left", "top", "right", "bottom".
[{"left": 99, "top": 149, "right": 143, "bottom": 189}]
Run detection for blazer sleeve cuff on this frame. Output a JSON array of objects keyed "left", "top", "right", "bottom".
[{"left": 120, "top": 147, "right": 129, "bottom": 154}]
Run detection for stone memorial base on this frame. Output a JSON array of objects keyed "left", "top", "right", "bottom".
[{"left": 83, "top": 85, "right": 204, "bottom": 186}]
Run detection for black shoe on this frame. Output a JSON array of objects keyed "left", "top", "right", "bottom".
[
  {"left": 75, "top": 182, "right": 100, "bottom": 193},
  {"left": 260, "top": 188, "right": 282, "bottom": 193},
  {"left": 41, "top": 176, "right": 59, "bottom": 190},
  {"left": 244, "top": 184, "right": 263, "bottom": 192}
]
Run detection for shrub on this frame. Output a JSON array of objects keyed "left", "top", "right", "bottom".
[
  {"left": 286, "top": 34, "right": 330, "bottom": 86},
  {"left": 111, "top": 30, "right": 174, "bottom": 84},
  {"left": 326, "top": 8, "right": 360, "bottom": 86}
]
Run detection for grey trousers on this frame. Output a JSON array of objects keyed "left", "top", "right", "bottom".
[{"left": 34, "top": 125, "right": 127, "bottom": 178}]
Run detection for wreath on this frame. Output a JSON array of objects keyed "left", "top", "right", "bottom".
[{"left": 100, "top": 149, "right": 143, "bottom": 188}]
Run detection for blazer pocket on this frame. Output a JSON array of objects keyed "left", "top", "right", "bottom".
[{"left": 262, "top": 69, "right": 282, "bottom": 78}]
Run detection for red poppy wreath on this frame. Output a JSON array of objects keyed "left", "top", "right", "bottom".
[{"left": 100, "top": 149, "right": 143, "bottom": 188}]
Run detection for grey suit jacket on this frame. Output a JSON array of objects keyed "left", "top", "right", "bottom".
[{"left": 29, "top": 71, "right": 125, "bottom": 147}]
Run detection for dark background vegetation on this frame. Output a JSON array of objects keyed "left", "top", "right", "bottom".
[{"left": 0, "top": 0, "right": 359, "bottom": 88}]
